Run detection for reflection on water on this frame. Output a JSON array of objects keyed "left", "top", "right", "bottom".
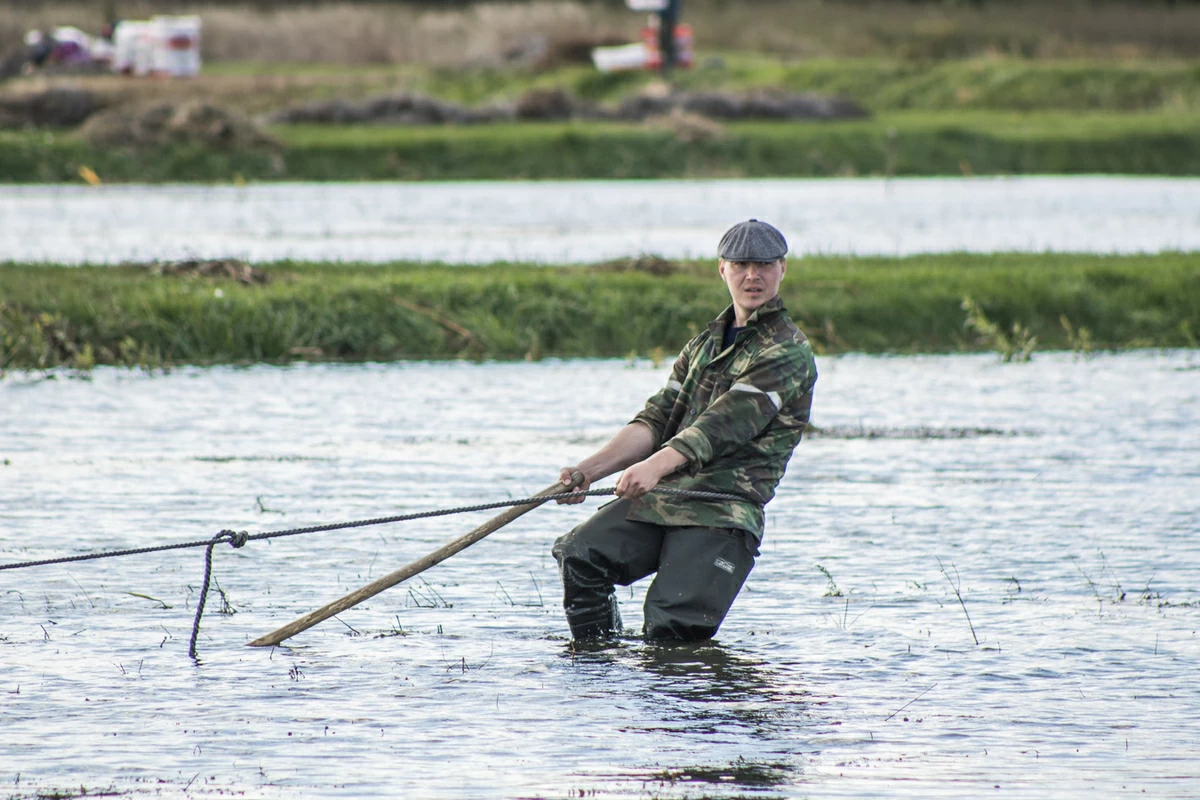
[
  {"left": 1, "top": 352, "right": 1199, "bottom": 799},
  {"left": 567, "top": 640, "right": 807, "bottom": 793}
]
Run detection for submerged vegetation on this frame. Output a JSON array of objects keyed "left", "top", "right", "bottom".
[{"left": 2, "top": 253, "right": 1197, "bottom": 372}]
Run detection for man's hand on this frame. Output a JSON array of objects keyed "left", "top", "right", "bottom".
[
  {"left": 614, "top": 460, "right": 664, "bottom": 499},
  {"left": 615, "top": 446, "right": 689, "bottom": 500},
  {"left": 553, "top": 424, "right": 659, "bottom": 505},
  {"left": 555, "top": 467, "right": 590, "bottom": 504}
]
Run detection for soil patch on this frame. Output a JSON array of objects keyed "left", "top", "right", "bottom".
[
  {"left": 514, "top": 87, "right": 577, "bottom": 121},
  {"left": 264, "top": 93, "right": 506, "bottom": 126},
  {"left": 265, "top": 88, "right": 866, "bottom": 126},
  {"left": 617, "top": 90, "right": 868, "bottom": 121},
  {"left": 592, "top": 256, "right": 683, "bottom": 276},
  {"left": 643, "top": 108, "right": 727, "bottom": 143},
  {"left": 79, "top": 101, "right": 280, "bottom": 149},
  {"left": 144, "top": 258, "right": 271, "bottom": 284},
  {"left": 0, "top": 87, "right": 101, "bottom": 128}
]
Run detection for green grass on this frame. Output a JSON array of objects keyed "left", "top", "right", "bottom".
[
  {"left": 685, "top": 56, "right": 1200, "bottom": 114},
  {"left": 199, "top": 56, "right": 1200, "bottom": 114},
  {"left": 6, "top": 54, "right": 1200, "bottom": 182},
  {"left": 5, "top": 110, "right": 1200, "bottom": 183},
  {"left": 3, "top": 254, "right": 1197, "bottom": 371}
]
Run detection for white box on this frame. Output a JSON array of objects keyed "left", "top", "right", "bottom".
[{"left": 151, "top": 16, "right": 202, "bottom": 78}]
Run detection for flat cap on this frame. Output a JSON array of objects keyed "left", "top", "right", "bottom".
[{"left": 717, "top": 218, "right": 788, "bottom": 262}]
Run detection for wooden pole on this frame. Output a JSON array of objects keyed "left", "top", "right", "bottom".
[{"left": 247, "top": 477, "right": 579, "bottom": 647}]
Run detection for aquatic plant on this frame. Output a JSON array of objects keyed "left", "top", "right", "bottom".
[
  {"left": 1060, "top": 314, "right": 1094, "bottom": 359},
  {"left": 0, "top": 302, "right": 161, "bottom": 373},
  {"left": 816, "top": 564, "right": 842, "bottom": 598},
  {"left": 962, "top": 296, "right": 1037, "bottom": 362}
]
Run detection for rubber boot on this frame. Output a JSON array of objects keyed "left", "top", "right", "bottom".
[{"left": 564, "top": 590, "right": 623, "bottom": 640}]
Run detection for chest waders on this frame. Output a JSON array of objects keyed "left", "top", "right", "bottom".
[{"left": 552, "top": 499, "right": 758, "bottom": 641}]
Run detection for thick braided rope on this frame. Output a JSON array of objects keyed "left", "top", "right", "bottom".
[{"left": 0, "top": 487, "right": 747, "bottom": 573}]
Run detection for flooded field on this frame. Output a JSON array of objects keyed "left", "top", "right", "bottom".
[
  {"left": 2, "top": 176, "right": 1200, "bottom": 264},
  {"left": 1, "top": 352, "right": 1199, "bottom": 799}
]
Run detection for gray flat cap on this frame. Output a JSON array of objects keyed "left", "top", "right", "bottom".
[{"left": 718, "top": 218, "right": 788, "bottom": 261}]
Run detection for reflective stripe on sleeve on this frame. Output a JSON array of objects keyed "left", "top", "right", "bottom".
[{"left": 730, "top": 382, "right": 781, "bottom": 410}]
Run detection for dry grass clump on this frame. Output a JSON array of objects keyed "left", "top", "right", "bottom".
[
  {"left": 642, "top": 107, "right": 727, "bottom": 143},
  {"left": 79, "top": 99, "right": 279, "bottom": 148},
  {"left": 150, "top": 258, "right": 270, "bottom": 284}
]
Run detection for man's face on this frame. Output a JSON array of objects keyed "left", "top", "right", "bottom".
[{"left": 719, "top": 258, "right": 787, "bottom": 318}]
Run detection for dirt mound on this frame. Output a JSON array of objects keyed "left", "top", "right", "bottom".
[
  {"left": 266, "top": 88, "right": 865, "bottom": 128},
  {"left": 0, "top": 87, "right": 101, "bottom": 128},
  {"left": 618, "top": 90, "right": 868, "bottom": 121},
  {"left": 514, "top": 88, "right": 579, "bottom": 121},
  {"left": 147, "top": 258, "right": 270, "bottom": 285},
  {"left": 266, "top": 87, "right": 594, "bottom": 125},
  {"left": 643, "top": 108, "right": 727, "bottom": 143},
  {"left": 80, "top": 101, "right": 280, "bottom": 149},
  {"left": 264, "top": 93, "right": 507, "bottom": 125},
  {"left": 593, "top": 256, "right": 682, "bottom": 276}
]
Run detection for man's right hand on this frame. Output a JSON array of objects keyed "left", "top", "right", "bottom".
[
  {"left": 552, "top": 424, "right": 657, "bottom": 506},
  {"left": 556, "top": 467, "right": 590, "bottom": 504}
]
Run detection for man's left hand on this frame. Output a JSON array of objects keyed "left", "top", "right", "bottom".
[
  {"left": 615, "top": 446, "right": 689, "bottom": 499},
  {"left": 614, "top": 460, "right": 664, "bottom": 499}
]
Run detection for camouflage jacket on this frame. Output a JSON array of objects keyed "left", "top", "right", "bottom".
[{"left": 627, "top": 295, "right": 817, "bottom": 539}]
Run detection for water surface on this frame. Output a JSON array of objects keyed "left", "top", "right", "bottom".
[
  {"left": 2, "top": 176, "right": 1199, "bottom": 264},
  {"left": 1, "top": 352, "right": 1199, "bottom": 798}
]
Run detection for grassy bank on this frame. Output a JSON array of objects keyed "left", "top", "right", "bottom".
[
  {"left": 60, "top": 57, "right": 1200, "bottom": 117},
  {"left": 2, "top": 254, "right": 1197, "bottom": 371},
  {"left": 5, "top": 53, "right": 1200, "bottom": 182},
  {"left": 5, "top": 110, "right": 1200, "bottom": 183},
  {"left": 311, "top": 57, "right": 1200, "bottom": 114}
]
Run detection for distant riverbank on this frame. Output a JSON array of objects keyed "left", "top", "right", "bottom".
[
  {"left": 4, "top": 111, "right": 1200, "bottom": 184},
  {"left": 2, "top": 253, "right": 1196, "bottom": 371},
  {"left": 4, "top": 55, "right": 1200, "bottom": 183}
]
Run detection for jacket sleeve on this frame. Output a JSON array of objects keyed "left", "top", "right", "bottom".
[
  {"left": 629, "top": 344, "right": 692, "bottom": 448},
  {"left": 666, "top": 340, "right": 815, "bottom": 468}
]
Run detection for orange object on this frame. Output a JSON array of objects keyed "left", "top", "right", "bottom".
[
  {"left": 77, "top": 165, "right": 102, "bottom": 186},
  {"left": 640, "top": 23, "right": 693, "bottom": 71}
]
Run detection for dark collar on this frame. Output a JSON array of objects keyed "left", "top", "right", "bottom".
[{"left": 706, "top": 295, "right": 786, "bottom": 336}]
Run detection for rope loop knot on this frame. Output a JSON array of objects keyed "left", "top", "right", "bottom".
[{"left": 217, "top": 529, "right": 250, "bottom": 549}]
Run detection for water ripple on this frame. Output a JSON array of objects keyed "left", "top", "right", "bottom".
[{"left": 1, "top": 351, "right": 1198, "bottom": 798}]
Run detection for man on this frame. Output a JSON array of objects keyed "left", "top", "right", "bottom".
[
  {"left": 657, "top": 0, "right": 681, "bottom": 77},
  {"left": 552, "top": 219, "right": 818, "bottom": 642}
]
